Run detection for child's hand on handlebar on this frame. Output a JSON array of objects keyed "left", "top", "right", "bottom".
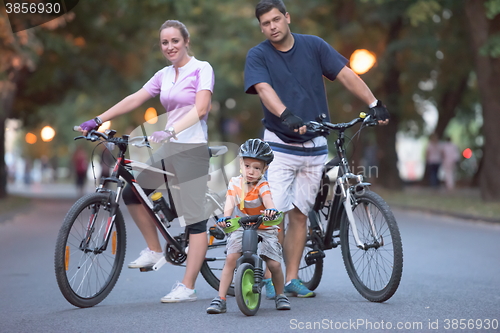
[
  {"left": 217, "top": 216, "right": 231, "bottom": 227},
  {"left": 262, "top": 208, "right": 279, "bottom": 220}
]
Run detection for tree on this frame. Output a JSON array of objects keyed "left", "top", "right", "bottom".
[{"left": 465, "top": 0, "right": 500, "bottom": 201}]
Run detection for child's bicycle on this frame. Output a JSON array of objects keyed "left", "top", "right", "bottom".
[
  {"left": 297, "top": 112, "right": 403, "bottom": 302},
  {"left": 54, "top": 128, "right": 231, "bottom": 308},
  {"left": 222, "top": 213, "right": 283, "bottom": 316}
]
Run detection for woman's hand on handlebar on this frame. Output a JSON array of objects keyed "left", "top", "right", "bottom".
[
  {"left": 78, "top": 119, "right": 99, "bottom": 135},
  {"left": 149, "top": 131, "right": 173, "bottom": 143}
]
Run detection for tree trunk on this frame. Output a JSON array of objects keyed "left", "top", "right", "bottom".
[
  {"left": 0, "top": 71, "right": 20, "bottom": 199},
  {"left": 0, "top": 114, "right": 6, "bottom": 199},
  {"left": 376, "top": 17, "right": 403, "bottom": 190},
  {"left": 434, "top": 76, "right": 468, "bottom": 139},
  {"left": 465, "top": 0, "right": 500, "bottom": 201}
]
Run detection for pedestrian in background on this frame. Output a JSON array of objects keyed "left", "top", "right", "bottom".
[
  {"left": 425, "top": 133, "right": 443, "bottom": 188},
  {"left": 72, "top": 146, "right": 88, "bottom": 197},
  {"left": 441, "top": 136, "right": 460, "bottom": 190}
]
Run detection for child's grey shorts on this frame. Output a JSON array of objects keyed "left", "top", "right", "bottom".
[{"left": 226, "top": 227, "right": 282, "bottom": 263}]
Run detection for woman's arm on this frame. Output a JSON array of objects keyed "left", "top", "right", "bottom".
[
  {"left": 97, "top": 88, "right": 153, "bottom": 122},
  {"left": 170, "top": 89, "right": 212, "bottom": 134}
]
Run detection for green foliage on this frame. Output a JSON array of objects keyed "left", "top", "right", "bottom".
[
  {"left": 407, "top": 0, "right": 442, "bottom": 27},
  {"left": 485, "top": 0, "right": 500, "bottom": 19},
  {"left": 480, "top": 34, "right": 500, "bottom": 57}
]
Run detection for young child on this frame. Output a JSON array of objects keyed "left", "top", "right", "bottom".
[{"left": 206, "top": 138, "right": 290, "bottom": 314}]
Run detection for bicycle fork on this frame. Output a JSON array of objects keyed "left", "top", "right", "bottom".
[
  {"left": 237, "top": 229, "right": 264, "bottom": 294},
  {"left": 338, "top": 175, "right": 381, "bottom": 250}
]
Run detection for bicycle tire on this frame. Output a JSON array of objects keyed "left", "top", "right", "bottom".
[
  {"left": 200, "top": 192, "right": 235, "bottom": 296},
  {"left": 298, "top": 213, "right": 324, "bottom": 290},
  {"left": 235, "top": 263, "right": 261, "bottom": 316},
  {"left": 54, "top": 193, "right": 126, "bottom": 308},
  {"left": 340, "top": 190, "right": 403, "bottom": 302}
]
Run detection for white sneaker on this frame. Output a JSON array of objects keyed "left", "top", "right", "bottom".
[
  {"left": 128, "top": 248, "right": 163, "bottom": 268},
  {"left": 160, "top": 282, "right": 197, "bottom": 303}
]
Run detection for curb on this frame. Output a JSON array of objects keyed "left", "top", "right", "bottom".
[{"left": 390, "top": 204, "right": 500, "bottom": 224}]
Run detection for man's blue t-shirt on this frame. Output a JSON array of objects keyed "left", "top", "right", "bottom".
[{"left": 244, "top": 33, "right": 348, "bottom": 143}]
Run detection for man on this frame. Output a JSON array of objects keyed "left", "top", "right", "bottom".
[{"left": 244, "top": 0, "right": 389, "bottom": 298}]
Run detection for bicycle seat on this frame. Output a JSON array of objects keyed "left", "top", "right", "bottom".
[{"left": 209, "top": 146, "right": 228, "bottom": 157}]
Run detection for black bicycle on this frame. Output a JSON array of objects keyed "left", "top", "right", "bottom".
[
  {"left": 54, "top": 129, "right": 231, "bottom": 308},
  {"left": 297, "top": 113, "right": 403, "bottom": 302}
]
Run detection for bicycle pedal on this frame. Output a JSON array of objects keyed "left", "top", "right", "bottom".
[
  {"left": 305, "top": 249, "right": 325, "bottom": 265},
  {"left": 139, "top": 265, "right": 154, "bottom": 272},
  {"left": 209, "top": 226, "right": 225, "bottom": 240}
]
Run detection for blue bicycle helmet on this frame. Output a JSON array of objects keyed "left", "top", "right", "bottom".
[{"left": 239, "top": 138, "right": 274, "bottom": 164}]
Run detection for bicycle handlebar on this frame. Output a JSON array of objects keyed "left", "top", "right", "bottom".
[
  {"left": 306, "top": 112, "right": 378, "bottom": 133},
  {"left": 73, "top": 127, "right": 151, "bottom": 148}
]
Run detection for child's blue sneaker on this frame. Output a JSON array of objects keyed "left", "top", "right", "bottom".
[
  {"left": 262, "top": 278, "right": 276, "bottom": 299},
  {"left": 284, "top": 279, "right": 316, "bottom": 298}
]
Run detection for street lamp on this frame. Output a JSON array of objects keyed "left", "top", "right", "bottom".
[
  {"left": 144, "top": 107, "right": 158, "bottom": 124},
  {"left": 350, "top": 49, "right": 376, "bottom": 75},
  {"left": 41, "top": 126, "right": 55, "bottom": 142}
]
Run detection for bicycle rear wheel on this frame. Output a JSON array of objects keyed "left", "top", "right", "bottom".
[
  {"left": 340, "top": 190, "right": 403, "bottom": 302},
  {"left": 54, "top": 193, "right": 126, "bottom": 308},
  {"left": 200, "top": 191, "right": 235, "bottom": 296},
  {"left": 297, "top": 233, "right": 324, "bottom": 291}
]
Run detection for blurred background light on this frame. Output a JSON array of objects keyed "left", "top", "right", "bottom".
[{"left": 350, "top": 49, "right": 376, "bottom": 75}]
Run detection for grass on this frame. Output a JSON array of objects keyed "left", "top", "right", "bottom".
[{"left": 375, "top": 186, "right": 500, "bottom": 222}]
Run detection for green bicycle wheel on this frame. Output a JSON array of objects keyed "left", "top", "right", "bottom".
[{"left": 235, "top": 263, "right": 261, "bottom": 316}]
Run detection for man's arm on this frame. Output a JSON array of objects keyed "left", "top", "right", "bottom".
[
  {"left": 336, "top": 66, "right": 377, "bottom": 106},
  {"left": 336, "top": 66, "right": 389, "bottom": 124},
  {"left": 253, "top": 82, "right": 287, "bottom": 117},
  {"left": 254, "top": 82, "right": 307, "bottom": 134}
]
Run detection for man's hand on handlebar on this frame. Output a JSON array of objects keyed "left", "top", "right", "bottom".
[
  {"left": 367, "top": 100, "right": 390, "bottom": 126},
  {"left": 280, "top": 108, "right": 307, "bottom": 135}
]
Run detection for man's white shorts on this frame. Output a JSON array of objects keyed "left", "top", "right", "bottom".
[{"left": 264, "top": 130, "right": 327, "bottom": 216}]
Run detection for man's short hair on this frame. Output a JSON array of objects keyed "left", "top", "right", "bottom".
[{"left": 255, "top": 0, "right": 287, "bottom": 21}]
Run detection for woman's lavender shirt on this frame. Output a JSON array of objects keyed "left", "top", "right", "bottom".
[{"left": 143, "top": 57, "right": 214, "bottom": 143}]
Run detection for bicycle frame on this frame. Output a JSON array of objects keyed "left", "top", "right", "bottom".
[
  {"left": 308, "top": 115, "right": 380, "bottom": 250},
  {"left": 79, "top": 130, "right": 226, "bottom": 271}
]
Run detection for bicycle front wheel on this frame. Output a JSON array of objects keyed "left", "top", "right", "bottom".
[
  {"left": 54, "top": 193, "right": 126, "bottom": 308},
  {"left": 340, "top": 190, "right": 403, "bottom": 302},
  {"left": 235, "top": 263, "right": 261, "bottom": 316}
]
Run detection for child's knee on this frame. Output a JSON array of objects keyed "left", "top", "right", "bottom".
[{"left": 266, "top": 259, "right": 282, "bottom": 272}]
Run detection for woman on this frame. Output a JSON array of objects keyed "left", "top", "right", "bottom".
[{"left": 79, "top": 20, "right": 214, "bottom": 303}]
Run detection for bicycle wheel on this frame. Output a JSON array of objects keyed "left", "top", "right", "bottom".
[
  {"left": 200, "top": 191, "right": 235, "bottom": 296},
  {"left": 297, "top": 211, "right": 324, "bottom": 290},
  {"left": 235, "top": 263, "right": 261, "bottom": 316},
  {"left": 340, "top": 190, "right": 403, "bottom": 302},
  {"left": 54, "top": 193, "right": 126, "bottom": 308}
]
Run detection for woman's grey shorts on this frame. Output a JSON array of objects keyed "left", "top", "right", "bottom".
[{"left": 226, "top": 228, "right": 282, "bottom": 263}]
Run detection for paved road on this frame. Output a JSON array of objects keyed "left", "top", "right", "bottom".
[{"left": 1, "top": 197, "right": 499, "bottom": 333}]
